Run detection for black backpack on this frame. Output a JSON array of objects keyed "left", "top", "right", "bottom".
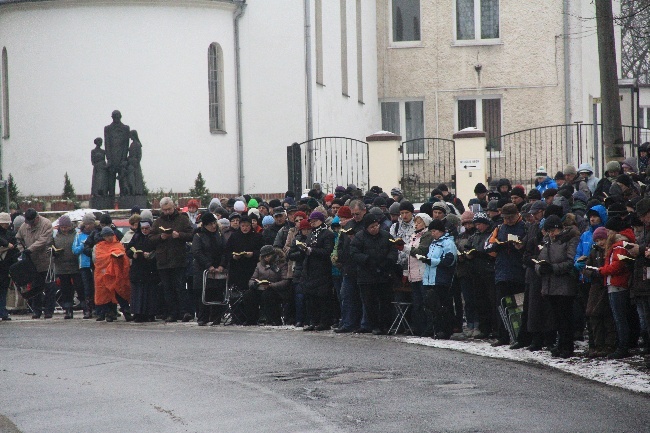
[{"left": 9, "top": 253, "right": 38, "bottom": 289}]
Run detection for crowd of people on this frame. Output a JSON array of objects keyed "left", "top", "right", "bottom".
[{"left": 2, "top": 153, "right": 650, "bottom": 364}]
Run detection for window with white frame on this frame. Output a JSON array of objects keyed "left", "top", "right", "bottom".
[
  {"left": 208, "top": 43, "right": 225, "bottom": 133},
  {"left": 455, "top": 0, "right": 499, "bottom": 43},
  {"left": 457, "top": 96, "right": 502, "bottom": 151},
  {"left": 1, "top": 47, "right": 8, "bottom": 139},
  {"left": 381, "top": 100, "right": 425, "bottom": 155},
  {"left": 392, "top": 0, "right": 421, "bottom": 43},
  {"left": 641, "top": 106, "right": 650, "bottom": 143}
]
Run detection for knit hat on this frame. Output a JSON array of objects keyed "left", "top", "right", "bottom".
[
  {"left": 437, "top": 183, "right": 449, "bottom": 192},
  {"left": 430, "top": 189, "right": 443, "bottom": 198},
  {"left": 331, "top": 215, "right": 341, "bottom": 227},
  {"left": 309, "top": 211, "right": 326, "bottom": 222},
  {"left": 100, "top": 226, "right": 114, "bottom": 237},
  {"left": 460, "top": 211, "right": 474, "bottom": 224},
  {"left": 573, "top": 191, "right": 588, "bottom": 204},
  {"left": 337, "top": 206, "right": 352, "bottom": 219},
  {"left": 554, "top": 171, "right": 565, "bottom": 181},
  {"left": 544, "top": 204, "right": 564, "bottom": 218},
  {"left": 218, "top": 218, "right": 230, "bottom": 228},
  {"left": 564, "top": 165, "right": 577, "bottom": 175},
  {"left": 501, "top": 203, "right": 519, "bottom": 216},
  {"left": 428, "top": 219, "right": 446, "bottom": 232},
  {"left": 248, "top": 208, "right": 260, "bottom": 219},
  {"left": 247, "top": 198, "right": 259, "bottom": 209},
  {"left": 487, "top": 191, "right": 501, "bottom": 202},
  {"left": 362, "top": 213, "right": 378, "bottom": 228},
  {"left": 399, "top": 201, "right": 415, "bottom": 213},
  {"left": 415, "top": 213, "right": 433, "bottom": 228},
  {"left": 542, "top": 188, "right": 558, "bottom": 199},
  {"left": 389, "top": 202, "right": 401, "bottom": 215},
  {"left": 616, "top": 174, "right": 632, "bottom": 188},
  {"left": 605, "top": 216, "right": 628, "bottom": 232},
  {"left": 543, "top": 215, "right": 563, "bottom": 230},
  {"left": 592, "top": 226, "right": 608, "bottom": 241},
  {"left": 510, "top": 187, "right": 526, "bottom": 199},
  {"left": 140, "top": 210, "right": 154, "bottom": 224},
  {"left": 298, "top": 219, "right": 311, "bottom": 230},
  {"left": 13, "top": 215, "right": 25, "bottom": 231},
  {"left": 201, "top": 212, "right": 217, "bottom": 225},
  {"left": 527, "top": 189, "right": 542, "bottom": 200},
  {"left": 372, "top": 197, "right": 387, "bottom": 207},
  {"left": 324, "top": 193, "right": 334, "bottom": 203},
  {"left": 239, "top": 215, "right": 251, "bottom": 224},
  {"left": 262, "top": 215, "right": 275, "bottom": 227},
  {"left": 209, "top": 198, "right": 222, "bottom": 213},
  {"left": 472, "top": 212, "right": 489, "bottom": 224},
  {"left": 260, "top": 245, "right": 275, "bottom": 257},
  {"left": 234, "top": 200, "right": 246, "bottom": 212},
  {"left": 535, "top": 166, "right": 547, "bottom": 177},
  {"left": 606, "top": 161, "right": 621, "bottom": 174},
  {"left": 82, "top": 212, "right": 96, "bottom": 225},
  {"left": 390, "top": 187, "right": 403, "bottom": 197},
  {"left": 474, "top": 183, "right": 488, "bottom": 194},
  {"left": 432, "top": 201, "right": 449, "bottom": 215},
  {"left": 0, "top": 212, "right": 10, "bottom": 224},
  {"left": 636, "top": 198, "right": 650, "bottom": 217},
  {"left": 369, "top": 207, "right": 384, "bottom": 217},
  {"left": 58, "top": 215, "right": 72, "bottom": 228}
]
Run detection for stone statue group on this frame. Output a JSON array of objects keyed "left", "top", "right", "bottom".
[{"left": 91, "top": 110, "right": 144, "bottom": 198}]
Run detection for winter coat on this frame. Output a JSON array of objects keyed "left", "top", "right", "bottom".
[
  {"left": 536, "top": 227, "right": 580, "bottom": 296},
  {"left": 522, "top": 219, "right": 544, "bottom": 269},
  {"left": 390, "top": 218, "right": 415, "bottom": 275},
  {"left": 485, "top": 218, "right": 527, "bottom": 284},
  {"left": 594, "top": 176, "right": 616, "bottom": 201},
  {"left": 455, "top": 228, "right": 475, "bottom": 279},
  {"left": 249, "top": 253, "right": 289, "bottom": 293},
  {"left": 263, "top": 223, "right": 285, "bottom": 246},
  {"left": 126, "top": 231, "right": 159, "bottom": 283},
  {"left": 406, "top": 228, "right": 430, "bottom": 283},
  {"left": 53, "top": 231, "right": 79, "bottom": 275},
  {"left": 574, "top": 205, "right": 607, "bottom": 282},
  {"left": 536, "top": 177, "right": 558, "bottom": 194},
  {"left": 224, "top": 229, "right": 264, "bottom": 290},
  {"left": 150, "top": 210, "right": 194, "bottom": 269},
  {"left": 301, "top": 225, "right": 335, "bottom": 295},
  {"left": 422, "top": 233, "right": 457, "bottom": 287},
  {"left": 287, "top": 232, "right": 309, "bottom": 282},
  {"left": 350, "top": 228, "right": 397, "bottom": 286},
  {"left": 336, "top": 219, "right": 364, "bottom": 277},
  {"left": 72, "top": 230, "right": 93, "bottom": 269},
  {"left": 631, "top": 225, "right": 650, "bottom": 297},
  {"left": 0, "top": 226, "right": 18, "bottom": 272},
  {"left": 273, "top": 224, "right": 292, "bottom": 249},
  {"left": 16, "top": 215, "right": 53, "bottom": 273},
  {"left": 585, "top": 245, "right": 608, "bottom": 317},
  {"left": 191, "top": 227, "right": 225, "bottom": 274},
  {"left": 599, "top": 228, "right": 636, "bottom": 289},
  {"left": 464, "top": 226, "right": 495, "bottom": 275}
]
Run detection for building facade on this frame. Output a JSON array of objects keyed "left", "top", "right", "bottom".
[{"left": 0, "top": 0, "right": 380, "bottom": 196}]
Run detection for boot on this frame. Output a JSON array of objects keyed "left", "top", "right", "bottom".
[
  {"left": 123, "top": 311, "right": 133, "bottom": 322},
  {"left": 64, "top": 308, "right": 73, "bottom": 319}
]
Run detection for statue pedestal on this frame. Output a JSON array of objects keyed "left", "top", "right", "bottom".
[
  {"left": 118, "top": 195, "right": 148, "bottom": 210},
  {"left": 90, "top": 196, "right": 115, "bottom": 210}
]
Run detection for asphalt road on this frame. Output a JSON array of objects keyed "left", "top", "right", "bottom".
[{"left": 1, "top": 319, "right": 649, "bottom": 433}]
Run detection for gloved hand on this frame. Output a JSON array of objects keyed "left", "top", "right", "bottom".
[
  {"left": 416, "top": 254, "right": 431, "bottom": 265},
  {"left": 538, "top": 262, "right": 553, "bottom": 275},
  {"left": 574, "top": 261, "right": 586, "bottom": 271}
]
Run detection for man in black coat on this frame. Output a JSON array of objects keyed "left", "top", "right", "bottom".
[
  {"left": 350, "top": 213, "right": 398, "bottom": 335},
  {"left": 301, "top": 211, "right": 335, "bottom": 331}
]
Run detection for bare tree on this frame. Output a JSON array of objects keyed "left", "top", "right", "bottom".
[{"left": 619, "top": 0, "right": 650, "bottom": 84}]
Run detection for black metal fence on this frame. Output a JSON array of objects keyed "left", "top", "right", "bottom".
[
  {"left": 486, "top": 124, "right": 650, "bottom": 188},
  {"left": 400, "top": 138, "right": 455, "bottom": 203},
  {"left": 287, "top": 137, "right": 369, "bottom": 196}
]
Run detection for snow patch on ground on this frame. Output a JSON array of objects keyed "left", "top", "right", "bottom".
[{"left": 400, "top": 336, "right": 650, "bottom": 394}]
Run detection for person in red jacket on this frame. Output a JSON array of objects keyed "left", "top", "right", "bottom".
[{"left": 598, "top": 216, "right": 635, "bottom": 359}]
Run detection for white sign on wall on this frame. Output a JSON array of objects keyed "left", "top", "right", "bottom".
[{"left": 458, "top": 159, "right": 482, "bottom": 170}]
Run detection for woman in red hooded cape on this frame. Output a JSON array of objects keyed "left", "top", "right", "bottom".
[{"left": 94, "top": 228, "right": 132, "bottom": 321}]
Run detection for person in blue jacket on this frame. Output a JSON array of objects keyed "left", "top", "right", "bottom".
[
  {"left": 535, "top": 166, "right": 558, "bottom": 194},
  {"left": 72, "top": 213, "right": 97, "bottom": 319},
  {"left": 418, "top": 219, "right": 458, "bottom": 339}
]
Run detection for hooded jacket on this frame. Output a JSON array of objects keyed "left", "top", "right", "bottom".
[
  {"left": 599, "top": 228, "right": 636, "bottom": 289},
  {"left": 577, "top": 163, "right": 599, "bottom": 194},
  {"left": 574, "top": 205, "right": 608, "bottom": 281},
  {"left": 536, "top": 176, "right": 558, "bottom": 194},
  {"left": 422, "top": 232, "right": 457, "bottom": 287}
]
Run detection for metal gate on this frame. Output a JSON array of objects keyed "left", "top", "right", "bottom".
[
  {"left": 287, "top": 137, "right": 369, "bottom": 196},
  {"left": 400, "top": 138, "right": 456, "bottom": 203}
]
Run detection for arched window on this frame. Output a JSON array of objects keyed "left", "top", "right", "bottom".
[
  {"left": 208, "top": 43, "right": 225, "bottom": 132},
  {"left": 1, "top": 47, "right": 8, "bottom": 139}
]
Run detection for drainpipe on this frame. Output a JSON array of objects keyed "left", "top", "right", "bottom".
[
  {"left": 563, "top": 0, "right": 572, "bottom": 163},
  {"left": 234, "top": 0, "right": 246, "bottom": 194},
  {"left": 304, "top": 0, "right": 313, "bottom": 141}
]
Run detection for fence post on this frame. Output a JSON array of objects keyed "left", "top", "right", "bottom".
[
  {"left": 366, "top": 131, "right": 401, "bottom": 194},
  {"left": 453, "top": 128, "right": 487, "bottom": 205}
]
